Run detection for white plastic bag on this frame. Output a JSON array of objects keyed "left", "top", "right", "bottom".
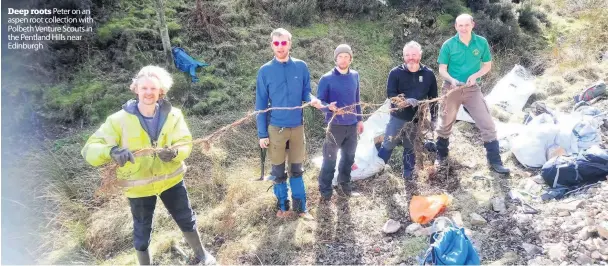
[
  {"left": 312, "top": 100, "right": 391, "bottom": 185},
  {"left": 511, "top": 114, "right": 560, "bottom": 168},
  {"left": 456, "top": 64, "right": 536, "bottom": 122},
  {"left": 510, "top": 108, "right": 604, "bottom": 168},
  {"left": 485, "top": 64, "right": 536, "bottom": 114}
]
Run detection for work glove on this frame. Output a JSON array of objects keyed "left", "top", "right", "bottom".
[
  {"left": 110, "top": 146, "right": 135, "bottom": 167},
  {"left": 406, "top": 98, "right": 419, "bottom": 107},
  {"left": 158, "top": 146, "right": 178, "bottom": 162}
]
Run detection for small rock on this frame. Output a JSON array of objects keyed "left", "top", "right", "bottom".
[
  {"left": 490, "top": 220, "right": 503, "bottom": 227},
  {"left": 557, "top": 200, "right": 585, "bottom": 211},
  {"left": 522, "top": 243, "right": 543, "bottom": 255},
  {"left": 547, "top": 243, "right": 568, "bottom": 261},
  {"left": 449, "top": 211, "right": 464, "bottom": 227},
  {"left": 514, "top": 213, "right": 533, "bottom": 224},
  {"left": 579, "top": 227, "right": 592, "bottom": 241},
  {"left": 470, "top": 213, "right": 487, "bottom": 225},
  {"left": 523, "top": 179, "right": 544, "bottom": 194},
  {"left": 558, "top": 211, "right": 570, "bottom": 217},
  {"left": 577, "top": 221, "right": 587, "bottom": 229},
  {"left": 508, "top": 190, "right": 523, "bottom": 200},
  {"left": 415, "top": 227, "right": 432, "bottom": 236},
  {"left": 593, "top": 238, "right": 604, "bottom": 250},
  {"left": 464, "top": 228, "right": 474, "bottom": 238},
  {"left": 463, "top": 161, "right": 477, "bottom": 168},
  {"left": 382, "top": 219, "right": 401, "bottom": 234},
  {"left": 576, "top": 253, "right": 593, "bottom": 265},
  {"left": 405, "top": 223, "right": 422, "bottom": 235},
  {"left": 584, "top": 239, "right": 597, "bottom": 251},
  {"left": 532, "top": 174, "right": 545, "bottom": 184},
  {"left": 491, "top": 197, "right": 507, "bottom": 212},
  {"left": 591, "top": 251, "right": 601, "bottom": 259},
  {"left": 561, "top": 222, "right": 583, "bottom": 233},
  {"left": 513, "top": 227, "right": 523, "bottom": 236},
  {"left": 489, "top": 251, "right": 519, "bottom": 265},
  {"left": 472, "top": 175, "right": 486, "bottom": 180},
  {"left": 528, "top": 257, "right": 553, "bottom": 265},
  {"left": 572, "top": 211, "right": 586, "bottom": 219},
  {"left": 598, "top": 221, "right": 608, "bottom": 239}
]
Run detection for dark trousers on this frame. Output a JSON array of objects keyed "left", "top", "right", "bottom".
[
  {"left": 128, "top": 180, "right": 196, "bottom": 251},
  {"left": 318, "top": 124, "right": 358, "bottom": 197}
]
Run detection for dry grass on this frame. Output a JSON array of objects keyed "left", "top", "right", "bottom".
[
  {"left": 25, "top": 140, "right": 101, "bottom": 265},
  {"left": 540, "top": 0, "right": 608, "bottom": 70},
  {"left": 84, "top": 198, "right": 132, "bottom": 259},
  {"left": 536, "top": 76, "right": 567, "bottom": 96},
  {"left": 536, "top": 61, "right": 608, "bottom": 112},
  {"left": 489, "top": 106, "right": 512, "bottom": 123}
]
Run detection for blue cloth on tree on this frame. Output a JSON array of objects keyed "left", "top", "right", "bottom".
[{"left": 172, "top": 46, "right": 209, "bottom": 82}]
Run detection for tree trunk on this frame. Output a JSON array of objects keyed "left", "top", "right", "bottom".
[{"left": 155, "top": 0, "right": 173, "bottom": 68}]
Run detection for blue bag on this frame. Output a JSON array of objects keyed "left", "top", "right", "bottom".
[
  {"left": 541, "top": 145, "right": 608, "bottom": 188},
  {"left": 422, "top": 217, "right": 481, "bottom": 265},
  {"left": 171, "top": 46, "right": 209, "bottom": 82}
]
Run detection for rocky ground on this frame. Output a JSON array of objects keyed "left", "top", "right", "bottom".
[
  {"left": 306, "top": 164, "right": 607, "bottom": 265},
  {"left": 525, "top": 180, "right": 608, "bottom": 265},
  {"left": 301, "top": 97, "right": 608, "bottom": 265}
]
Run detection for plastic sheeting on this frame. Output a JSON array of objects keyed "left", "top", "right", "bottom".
[
  {"left": 456, "top": 64, "right": 536, "bottom": 122},
  {"left": 511, "top": 107, "right": 605, "bottom": 168},
  {"left": 312, "top": 100, "right": 391, "bottom": 185}
]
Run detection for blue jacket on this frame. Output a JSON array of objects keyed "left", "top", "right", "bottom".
[
  {"left": 317, "top": 68, "right": 362, "bottom": 125},
  {"left": 255, "top": 57, "right": 312, "bottom": 138}
]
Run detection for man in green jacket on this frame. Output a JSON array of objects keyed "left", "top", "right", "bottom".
[{"left": 81, "top": 65, "right": 216, "bottom": 265}]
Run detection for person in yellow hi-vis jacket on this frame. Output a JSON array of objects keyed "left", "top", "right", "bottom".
[{"left": 81, "top": 65, "right": 216, "bottom": 265}]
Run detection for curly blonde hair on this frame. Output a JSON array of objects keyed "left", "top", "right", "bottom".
[{"left": 129, "top": 65, "right": 174, "bottom": 95}]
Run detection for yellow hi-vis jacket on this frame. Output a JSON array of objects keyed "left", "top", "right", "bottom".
[{"left": 81, "top": 99, "right": 192, "bottom": 198}]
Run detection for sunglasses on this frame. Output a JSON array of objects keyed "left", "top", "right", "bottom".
[{"left": 272, "top": 41, "right": 288, "bottom": 47}]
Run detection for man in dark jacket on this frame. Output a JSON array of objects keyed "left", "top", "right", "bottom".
[{"left": 377, "top": 41, "right": 438, "bottom": 180}]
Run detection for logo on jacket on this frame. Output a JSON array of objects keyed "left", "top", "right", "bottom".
[
  {"left": 472, "top": 49, "right": 480, "bottom": 56},
  {"left": 419, "top": 76, "right": 423, "bottom": 82}
]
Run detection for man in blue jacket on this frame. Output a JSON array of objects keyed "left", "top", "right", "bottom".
[
  {"left": 255, "top": 28, "right": 321, "bottom": 219},
  {"left": 377, "top": 41, "right": 438, "bottom": 180},
  {"left": 316, "top": 44, "right": 364, "bottom": 201}
]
